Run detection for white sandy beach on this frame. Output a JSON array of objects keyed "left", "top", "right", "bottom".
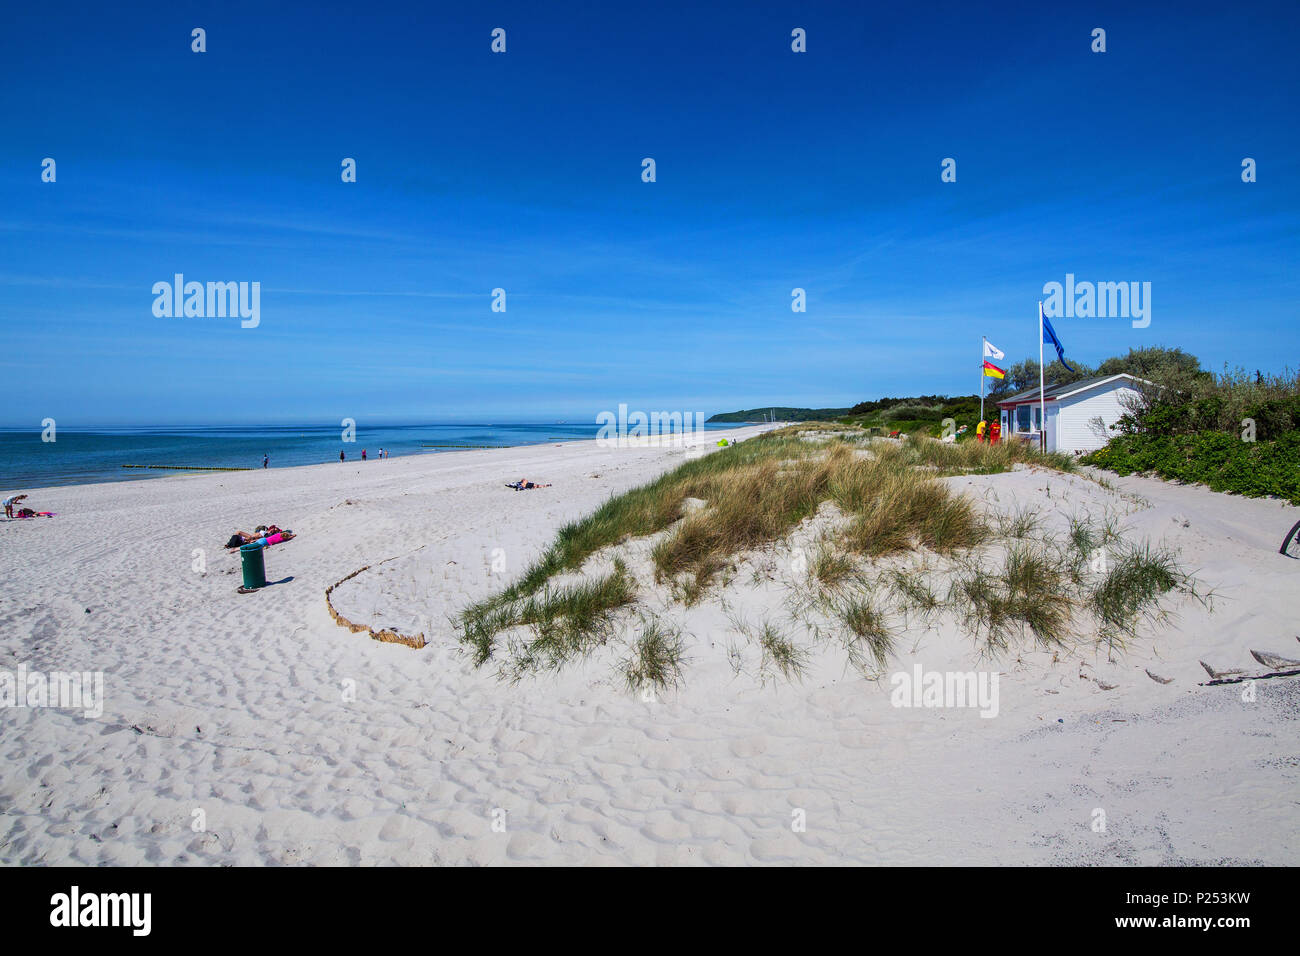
[{"left": 1, "top": 427, "right": 1298, "bottom": 866}]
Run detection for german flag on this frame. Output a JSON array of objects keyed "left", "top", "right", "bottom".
[{"left": 982, "top": 360, "right": 1006, "bottom": 379}]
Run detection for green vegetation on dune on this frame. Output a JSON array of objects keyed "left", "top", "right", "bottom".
[
  {"left": 1083, "top": 364, "right": 1300, "bottom": 503},
  {"left": 841, "top": 394, "right": 983, "bottom": 437},
  {"left": 457, "top": 425, "right": 1144, "bottom": 689},
  {"left": 1085, "top": 431, "right": 1300, "bottom": 504}
]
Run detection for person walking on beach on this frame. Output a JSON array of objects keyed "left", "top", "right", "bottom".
[
  {"left": 4, "top": 493, "right": 28, "bottom": 518},
  {"left": 263, "top": 454, "right": 269, "bottom": 469},
  {"left": 361, "top": 449, "right": 367, "bottom": 461},
  {"left": 340, "top": 450, "right": 345, "bottom": 462}
]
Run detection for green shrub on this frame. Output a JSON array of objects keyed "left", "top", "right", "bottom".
[{"left": 1084, "top": 432, "right": 1300, "bottom": 503}]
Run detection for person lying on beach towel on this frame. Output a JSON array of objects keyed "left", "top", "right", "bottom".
[
  {"left": 505, "top": 479, "right": 551, "bottom": 490},
  {"left": 12, "top": 508, "right": 54, "bottom": 518},
  {"left": 225, "top": 526, "right": 291, "bottom": 549},
  {"left": 226, "top": 531, "right": 294, "bottom": 549},
  {"left": 226, "top": 529, "right": 264, "bottom": 547}
]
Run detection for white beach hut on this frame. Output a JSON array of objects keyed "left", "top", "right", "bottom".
[{"left": 995, "top": 373, "right": 1149, "bottom": 454}]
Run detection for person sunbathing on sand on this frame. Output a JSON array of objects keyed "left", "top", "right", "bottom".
[
  {"left": 506, "top": 479, "right": 551, "bottom": 490},
  {"left": 227, "top": 530, "right": 293, "bottom": 549},
  {"left": 225, "top": 526, "right": 291, "bottom": 548}
]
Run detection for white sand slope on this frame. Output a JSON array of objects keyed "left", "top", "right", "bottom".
[{"left": 1, "top": 430, "right": 1297, "bottom": 865}]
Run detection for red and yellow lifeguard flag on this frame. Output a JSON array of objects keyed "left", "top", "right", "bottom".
[{"left": 982, "top": 360, "right": 1006, "bottom": 379}]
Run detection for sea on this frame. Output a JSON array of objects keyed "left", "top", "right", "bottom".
[{"left": 0, "top": 422, "right": 734, "bottom": 489}]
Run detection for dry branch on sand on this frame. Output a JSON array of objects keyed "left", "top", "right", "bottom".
[{"left": 326, "top": 559, "right": 427, "bottom": 649}]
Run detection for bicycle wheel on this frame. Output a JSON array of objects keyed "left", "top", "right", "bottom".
[{"left": 1281, "top": 518, "right": 1300, "bottom": 558}]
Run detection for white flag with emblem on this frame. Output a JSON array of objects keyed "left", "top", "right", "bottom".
[{"left": 983, "top": 340, "right": 1005, "bottom": 360}]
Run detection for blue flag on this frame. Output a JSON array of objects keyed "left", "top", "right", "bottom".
[{"left": 1042, "top": 314, "right": 1077, "bottom": 373}]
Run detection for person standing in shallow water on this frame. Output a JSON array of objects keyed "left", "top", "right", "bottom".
[
  {"left": 361, "top": 449, "right": 367, "bottom": 461},
  {"left": 263, "top": 454, "right": 269, "bottom": 469},
  {"left": 340, "top": 450, "right": 345, "bottom": 462}
]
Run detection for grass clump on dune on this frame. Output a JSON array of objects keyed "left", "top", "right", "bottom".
[
  {"left": 886, "top": 566, "right": 941, "bottom": 620},
  {"left": 1064, "top": 514, "right": 1122, "bottom": 586},
  {"left": 809, "top": 540, "right": 858, "bottom": 591},
  {"left": 652, "top": 454, "right": 834, "bottom": 587},
  {"left": 946, "top": 530, "right": 1203, "bottom": 658},
  {"left": 757, "top": 621, "right": 809, "bottom": 683},
  {"left": 951, "top": 544, "right": 1073, "bottom": 653},
  {"left": 464, "top": 560, "right": 637, "bottom": 677},
  {"left": 621, "top": 616, "right": 687, "bottom": 693},
  {"left": 1087, "top": 542, "right": 1204, "bottom": 651},
  {"left": 833, "top": 448, "right": 988, "bottom": 557},
  {"left": 835, "top": 594, "right": 895, "bottom": 674}
]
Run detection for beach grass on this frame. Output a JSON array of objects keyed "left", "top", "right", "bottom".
[
  {"left": 466, "top": 560, "right": 637, "bottom": 677},
  {"left": 809, "top": 539, "right": 858, "bottom": 591},
  {"left": 457, "top": 424, "right": 1184, "bottom": 686},
  {"left": 621, "top": 615, "right": 687, "bottom": 693},
  {"left": 886, "top": 566, "right": 941, "bottom": 619},
  {"left": 950, "top": 542, "right": 1072, "bottom": 652},
  {"left": 1087, "top": 542, "right": 1204, "bottom": 650},
  {"left": 460, "top": 430, "right": 988, "bottom": 664},
  {"left": 757, "top": 620, "right": 809, "bottom": 682},
  {"left": 835, "top": 594, "right": 895, "bottom": 673}
]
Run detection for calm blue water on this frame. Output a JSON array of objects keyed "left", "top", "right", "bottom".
[{"left": 0, "top": 422, "right": 733, "bottom": 489}]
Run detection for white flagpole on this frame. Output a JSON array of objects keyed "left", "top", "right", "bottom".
[
  {"left": 1038, "top": 302, "right": 1046, "bottom": 452},
  {"left": 980, "top": 336, "right": 986, "bottom": 425}
]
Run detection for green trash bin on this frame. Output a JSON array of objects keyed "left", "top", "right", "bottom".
[{"left": 239, "top": 542, "right": 267, "bottom": 592}]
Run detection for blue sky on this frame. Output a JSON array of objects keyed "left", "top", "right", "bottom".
[{"left": 1, "top": 0, "right": 1296, "bottom": 425}]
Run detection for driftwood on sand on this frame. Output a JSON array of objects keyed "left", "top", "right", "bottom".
[
  {"left": 325, "top": 561, "right": 426, "bottom": 650},
  {"left": 1198, "top": 645, "right": 1300, "bottom": 686}
]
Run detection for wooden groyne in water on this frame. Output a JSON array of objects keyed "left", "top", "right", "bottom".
[{"left": 121, "top": 464, "right": 252, "bottom": 472}]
